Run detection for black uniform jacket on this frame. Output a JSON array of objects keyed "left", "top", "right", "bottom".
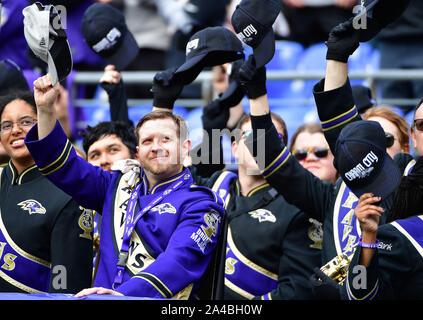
[
  {"left": 191, "top": 168, "right": 323, "bottom": 300},
  {"left": 0, "top": 162, "right": 93, "bottom": 293}
]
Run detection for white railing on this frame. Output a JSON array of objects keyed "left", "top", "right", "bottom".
[{"left": 71, "top": 69, "right": 423, "bottom": 108}]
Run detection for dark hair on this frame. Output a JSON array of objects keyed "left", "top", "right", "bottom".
[
  {"left": 0, "top": 90, "right": 37, "bottom": 120},
  {"left": 135, "top": 111, "right": 188, "bottom": 143},
  {"left": 82, "top": 121, "right": 137, "bottom": 157},
  {"left": 235, "top": 112, "right": 288, "bottom": 145},
  {"left": 388, "top": 155, "right": 423, "bottom": 222}
]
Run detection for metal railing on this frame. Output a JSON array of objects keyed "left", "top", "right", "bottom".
[{"left": 71, "top": 69, "right": 423, "bottom": 109}]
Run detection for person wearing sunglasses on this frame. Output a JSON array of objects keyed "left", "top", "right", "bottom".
[
  {"left": 237, "top": 13, "right": 417, "bottom": 299},
  {"left": 0, "top": 90, "right": 93, "bottom": 293},
  {"left": 149, "top": 63, "right": 323, "bottom": 300},
  {"left": 362, "top": 106, "right": 410, "bottom": 158},
  {"left": 289, "top": 122, "right": 338, "bottom": 184},
  {"left": 410, "top": 98, "right": 423, "bottom": 157}
]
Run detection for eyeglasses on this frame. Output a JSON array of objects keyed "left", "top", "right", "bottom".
[
  {"left": 385, "top": 132, "right": 395, "bottom": 148},
  {"left": 293, "top": 147, "right": 329, "bottom": 161},
  {"left": 414, "top": 119, "right": 423, "bottom": 131},
  {"left": 0, "top": 116, "right": 37, "bottom": 132}
]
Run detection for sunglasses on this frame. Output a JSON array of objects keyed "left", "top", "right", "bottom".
[
  {"left": 293, "top": 147, "right": 329, "bottom": 161},
  {"left": 414, "top": 119, "right": 423, "bottom": 132},
  {"left": 385, "top": 132, "right": 395, "bottom": 148}
]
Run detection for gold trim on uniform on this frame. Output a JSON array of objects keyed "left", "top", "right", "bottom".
[
  {"left": 0, "top": 270, "right": 44, "bottom": 293},
  {"left": 0, "top": 209, "right": 50, "bottom": 267},
  {"left": 247, "top": 183, "right": 270, "bottom": 197},
  {"left": 227, "top": 227, "right": 278, "bottom": 280},
  {"left": 224, "top": 277, "right": 254, "bottom": 300}
]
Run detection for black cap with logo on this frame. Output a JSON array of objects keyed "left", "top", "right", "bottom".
[
  {"left": 81, "top": 3, "right": 138, "bottom": 70},
  {"left": 334, "top": 120, "right": 401, "bottom": 199},
  {"left": 231, "top": 0, "right": 280, "bottom": 68},
  {"left": 175, "top": 26, "right": 244, "bottom": 85}
]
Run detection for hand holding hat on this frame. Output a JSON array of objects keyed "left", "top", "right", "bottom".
[
  {"left": 326, "top": 19, "right": 360, "bottom": 63},
  {"left": 239, "top": 55, "right": 267, "bottom": 99},
  {"left": 151, "top": 67, "right": 184, "bottom": 110},
  {"left": 202, "top": 61, "right": 245, "bottom": 131},
  {"left": 33, "top": 73, "right": 61, "bottom": 115}
]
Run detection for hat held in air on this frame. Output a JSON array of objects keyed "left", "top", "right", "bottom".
[{"left": 23, "top": 2, "right": 72, "bottom": 86}]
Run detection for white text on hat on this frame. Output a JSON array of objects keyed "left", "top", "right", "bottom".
[
  {"left": 92, "top": 27, "right": 121, "bottom": 53},
  {"left": 344, "top": 151, "right": 378, "bottom": 181}
]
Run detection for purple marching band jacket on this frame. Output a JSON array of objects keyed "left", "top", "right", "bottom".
[{"left": 24, "top": 121, "right": 226, "bottom": 299}]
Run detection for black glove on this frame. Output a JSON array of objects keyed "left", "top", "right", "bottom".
[
  {"left": 238, "top": 55, "right": 267, "bottom": 99},
  {"left": 310, "top": 267, "right": 341, "bottom": 300},
  {"left": 202, "top": 73, "right": 245, "bottom": 131},
  {"left": 326, "top": 19, "right": 360, "bottom": 63},
  {"left": 201, "top": 100, "right": 230, "bottom": 131},
  {"left": 151, "top": 67, "right": 184, "bottom": 109}
]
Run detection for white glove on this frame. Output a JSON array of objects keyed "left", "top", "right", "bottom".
[{"left": 111, "top": 159, "right": 141, "bottom": 188}]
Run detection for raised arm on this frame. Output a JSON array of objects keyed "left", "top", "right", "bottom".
[
  {"left": 239, "top": 56, "right": 334, "bottom": 220},
  {"left": 33, "top": 74, "right": 61, "bottom": 139},
  {"left": 313, "top": 19, "right": 361, "bottom": 152},
  {"left": 100, "top": 64, "right": 131, "bottom": 125}
]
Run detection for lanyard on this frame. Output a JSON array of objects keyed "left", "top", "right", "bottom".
[{"left": 113, "top": 169, "right": 192, "bottom": 288}]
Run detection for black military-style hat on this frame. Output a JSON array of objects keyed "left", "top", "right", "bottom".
[
  {"left": 175, "top": 26, "right": 244, "bottom": 85},
  {"left": 334, "top": 120, "right": 401, "bottom": 199},
  {"left": 356, "top": 0, "right": 411, "bottom": 42},
  {"left": 231, "top": 0, "right": 280, "bottom": 68}
]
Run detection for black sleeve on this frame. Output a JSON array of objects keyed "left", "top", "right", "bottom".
[
  {"left": 49, "top": 200, "right": 93, "bottom": 293},
  {"left": 189, "top": 165, "right": 224, "bottom": 189},
  {"left": 256, "top": 213, "right": 322, "bottom": 300},
  {"left": 246, "top": 113, "right": 335, "bottom": 222},
  {"left": 190, "top": 128, "right": 225, "bottom": 178},
  {"left": 313, "top": 78, "right": 361, "bottom": 153},
  {"left": 342, "top": 224, "right": 414, "bottom": 300},
  {"left": 101, "top": 80, "right": 132, "bottom": 126}
]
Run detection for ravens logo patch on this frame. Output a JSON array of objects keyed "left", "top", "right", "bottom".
[{"left": 17, "top": 199, "right": 46, "bottom": 215}]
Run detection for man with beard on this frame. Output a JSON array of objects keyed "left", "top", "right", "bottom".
[{"left": 24, "top": 74, "right": 225, "bottom": 299}]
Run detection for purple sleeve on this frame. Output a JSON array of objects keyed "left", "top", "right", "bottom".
[{"left": 25, "top": 120, "right": 113, "bottom": 212}]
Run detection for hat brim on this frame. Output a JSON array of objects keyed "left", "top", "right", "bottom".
[
  {"left": 47, "top": 39, "right": 73, "bottom": 86},
  {"left": 175, "top": 50, "right": 244, "bottom": 85},
  {"left": 348, "top": 153, "right": 402, "bottom": 200},
  {"left": 252, "top": 29, "right": 275, "bottom": 68},
  {"left": 175, "top": 52, "right": 208, "bottom": 85},
  {"left": 106, "top": 28, "right": 139, "bottom": 71}
]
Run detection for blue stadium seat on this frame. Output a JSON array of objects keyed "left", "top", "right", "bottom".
[
  {"left": 128, "top": 105, "right": 151, "bottom": 124},
  {"left": 349, "top": 42, "right": 374, "bottom": 71},
  {"left": 271, "top": 104, "right": 318, "bottom": 145},
  {"left": 266, "top": 41, "right": 305, "bottom": 100},
  {"left": 349, "top": 43, "right": 375, "bottom": 87},
  {"left": 267, "top": 41, "right": 304, "bottom": 70},
  {"left": 284, "top": 42, "right": 326, "bottom": 102}
]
